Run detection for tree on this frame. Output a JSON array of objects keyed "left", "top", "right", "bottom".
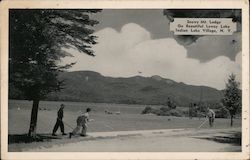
[
  {"left": 166, "top": 97, "right": 176, "bottom": 109},
  {"left": 222, "top": 74, "right": 241, "bottom": 126},
  {"left": 215, "top": 105, "right": 230, "bottom": 118},
  {"left": 9, "top": 9, "right": 101, "bottom": 137}
]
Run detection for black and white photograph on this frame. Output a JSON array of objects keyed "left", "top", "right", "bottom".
[{"left": 1, "top": 0, "right": 249, "bottom": 159}]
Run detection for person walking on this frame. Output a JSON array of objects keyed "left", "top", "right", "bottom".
[
  {"left": 52, "top": 104, "right": 67, "bottom": 136},
  {"left": 207, "top": 107, "right": 216, "bottom": 127},
  {"left": 69, "top": 108, "right": 93, "bottom": 138}
]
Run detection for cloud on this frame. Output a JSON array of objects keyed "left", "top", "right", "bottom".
[
  {"left": 62, "top": 23, "right": 242, "bottom": 90},
  {"left": 163, "top": 9, "right": 242, "bottom": 62},
  {"left": 186, "top": 33, "right": 241, "bottom": 62},
  {"left": 93, "top": 9, "right": 171, "bottom": 39}
]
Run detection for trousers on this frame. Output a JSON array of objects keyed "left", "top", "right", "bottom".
[
  {"left": 209, "top": 117, "right": 214, "bottom": 127},
  {"left": 52, "top": 118, "right": 65, "bottom": 133},
  {"left": 72, "top": 123, "right": 87, "bottom": 136}
]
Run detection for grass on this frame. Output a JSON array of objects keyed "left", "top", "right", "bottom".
[{"left": 8, "top": 100, "right": 241, "bottom": 141}]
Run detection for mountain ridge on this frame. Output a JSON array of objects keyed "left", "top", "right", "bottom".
[{"left": 45, "top": 71, "right": 223, "bottom": 107}]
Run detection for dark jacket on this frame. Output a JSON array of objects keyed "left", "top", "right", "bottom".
[{"left": 57, "top": 108, "right": 64, "bottom": 120}]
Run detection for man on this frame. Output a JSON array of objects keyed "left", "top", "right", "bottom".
[
  {"left": 52, "top": 104, "right": 67, "bottom": 136},
  {"left": 207, "top": 107, "right": 216, "bottom": 127},
  {"left": 69, "top": 108, "right": 93, "bottom": 138}
]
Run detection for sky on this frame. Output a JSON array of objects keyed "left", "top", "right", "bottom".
[{"left": 62, "top": 9, "right": 242, "bottom": 90}]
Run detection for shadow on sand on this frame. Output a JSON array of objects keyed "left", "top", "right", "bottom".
[
  {"left": 8, "top": 134, "right": 60, "bottom": 144},
  {"left": 195, "top": 131, "right": 241, "bottom": 146}
]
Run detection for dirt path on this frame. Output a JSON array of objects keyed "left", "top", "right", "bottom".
[{"left": 18, "top": 128, "right": 241, "bottom": 152}]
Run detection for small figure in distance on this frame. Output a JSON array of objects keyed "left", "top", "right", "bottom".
[{"left": 206, "top": 107, "right": 216, "bottom": 127}]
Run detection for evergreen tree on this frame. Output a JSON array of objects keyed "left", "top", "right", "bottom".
[
  {"left": 9, "top": 9, "right": 101, "bottom": 137},
  {"left": 222, "top": 74, "right": 241, "bottom": 126},
  {"left": 167, "top": 97, "right": 176, "bottom": 109}
]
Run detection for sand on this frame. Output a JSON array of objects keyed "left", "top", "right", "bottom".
[{"left": 21, "top": 128, "right": 241, "bottom": 152}]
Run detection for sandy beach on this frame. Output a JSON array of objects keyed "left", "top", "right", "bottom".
[{"left": 9, "top": 128, "right": 241, "bottom": 152}]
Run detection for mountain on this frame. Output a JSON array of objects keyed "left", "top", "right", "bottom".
[{"left": 45, "top": 71, "right": 223, "bottom": 106}]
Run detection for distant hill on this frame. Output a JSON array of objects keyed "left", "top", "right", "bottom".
[{"left": 44, "top": 71, "right": 223, "bottom": 106}]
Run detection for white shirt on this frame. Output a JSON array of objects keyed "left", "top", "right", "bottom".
[{"left": 207, "top": 109, "right": 215, "bottom": 118}]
